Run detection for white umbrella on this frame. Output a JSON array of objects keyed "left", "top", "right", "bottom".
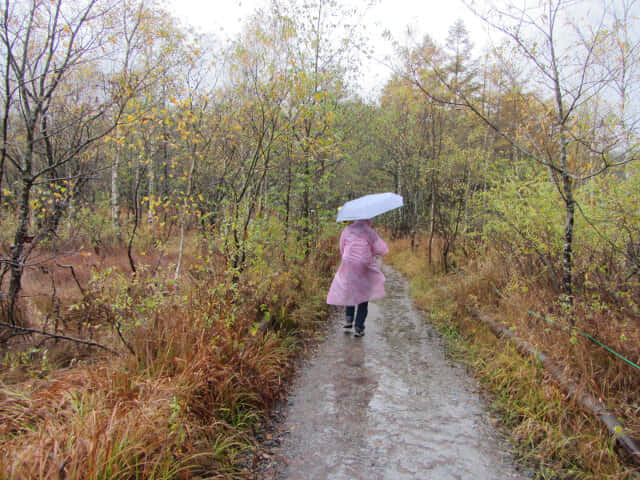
[{"left": 336, "top": 192, "right": 404, "bottom": 222}]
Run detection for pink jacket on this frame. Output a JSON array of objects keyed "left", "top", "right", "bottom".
[{"left": 326, "top": 220, "right": 389, "bottom": 306}]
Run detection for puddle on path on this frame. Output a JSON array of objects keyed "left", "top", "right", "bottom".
[{"left": 256, "top": 266, "right": 529, "bottom": 480}]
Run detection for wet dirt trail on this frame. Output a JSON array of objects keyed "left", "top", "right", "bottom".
[{"left": 257, "top": 266, "right": 528, "bottom": 480}]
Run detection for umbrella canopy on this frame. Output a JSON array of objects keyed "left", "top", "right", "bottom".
[{"left": 336, "top": 192, "right": 404, "bottom": 222}]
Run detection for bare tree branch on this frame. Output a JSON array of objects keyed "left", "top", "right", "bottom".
[{"left": 0, "top": 320, "right": 120, "bottom": 355}]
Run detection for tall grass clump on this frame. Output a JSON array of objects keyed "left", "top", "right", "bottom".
[
  {"left": 386, "top": 234, "right": 639, "bottom": 480},
  {"left": 0, "top": 217, "right": 337, "bottom": 479}
]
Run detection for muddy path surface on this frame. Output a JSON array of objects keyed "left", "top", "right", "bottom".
[{"left": 256, "top": 266, "right": 529, "bottom": 480}]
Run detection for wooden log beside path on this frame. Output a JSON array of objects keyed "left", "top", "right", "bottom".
[{"left": 467, "top": 307, "right": 640, "bottom": 469}]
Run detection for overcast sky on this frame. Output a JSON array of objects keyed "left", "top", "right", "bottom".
[{"left": 162, "top": 0, "right": 491, "bottom": 97}]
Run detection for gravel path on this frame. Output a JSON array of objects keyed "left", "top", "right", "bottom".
[{"left": 256, "top": 265, "right": 529, "bottom": 480}]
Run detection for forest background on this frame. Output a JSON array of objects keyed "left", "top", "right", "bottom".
[{"left": 0, "top": 0, "right": 639, "bottom": 478}]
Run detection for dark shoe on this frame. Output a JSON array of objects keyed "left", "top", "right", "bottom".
[
  {"left": 343, "top": 321, "right": 353, "bottom": 331},
  {"left": 353, "top": 328, "right": 364, "bottom": 337}
]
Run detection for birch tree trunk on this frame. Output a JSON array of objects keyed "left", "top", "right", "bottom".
[
  {"left": 111, "top": 144, "right": 120, "bottom": 228},
  {"left": 147, "top": 148, "right": 155, "bottom": 226},
  {"left": 560, "top": 132, "right": 575, "bottom": 308}
]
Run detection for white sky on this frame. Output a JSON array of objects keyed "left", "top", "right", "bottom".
[
  {"left": 163, "top": 0, "right": 491, "bottom": 98},
  {"left": 163, "top": 0, "right": 487, "bottom": 41}
]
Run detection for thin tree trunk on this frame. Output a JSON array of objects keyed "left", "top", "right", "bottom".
[
  {"left": 127, "top": 166, "right": 142, "bottom": 274},
  {"left": 111, "top": 144, "right": 120, "bottom": 229},
  {"left": 8, "top": 174, "right": 32, "bottom": 324},
  {"left": 301, "top": 151, "right": 312, "bottom": 255},
  {"left": 0, "top": 149, "right": 4, "bottom": 216},
  {"left": 559, "top": 130, "right": 575, "bottom": 310},
  {"left": 175, "top": 220, "right": 186, "bottom": 280},
  {"left": 462, "top": 164, "right": 472, "bottom": 233},
  {"left": 428, "top": 183, "right": 436, "bottom": 266},
  {"left": 394, "top": 158, "right": 402, "bottom": 238},
  {"left": 134, "top": 154, "right": 141, "bottom": 217},
  {"left": 147, "top": 147, "right": 155, "bottom": 226},
  {"left": 283, "top": 154, "right": 292, "bottom": 264},
  {"left": 66, "top": 178, "right": 73, "bottom": 234},
  {"left": 0, "top": 39, "right": 11, "bottom": 219},
  {"left": 562, "top": 168, "right": 575, "bottom": 305},
  {"left": 175, "top": 151, "right": 197, "bottom": 280},
  {"left": 285, "top": 158, "right": 291, "bottom": 233},
  {"left": 549, "top": 25, "right": 575, "bottom": 308}
]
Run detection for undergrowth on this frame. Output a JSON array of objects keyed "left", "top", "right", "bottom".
[
  {"left": 0, "top": 227, "right": 337, "bottom": 479},
  {"left": 386, "top": 235, "right": 640, "bottom": 480}
]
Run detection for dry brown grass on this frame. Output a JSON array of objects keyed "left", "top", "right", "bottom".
[
  {"left": 0, "top": 230, "right": 336, "bottom": 479},
  {"left": 386, "top": 234, "right": 640, "bottom": 479}
]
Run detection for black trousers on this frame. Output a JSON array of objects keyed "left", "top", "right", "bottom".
[{"left": 345, "top": 302, "right": 368, "bottom": 330}]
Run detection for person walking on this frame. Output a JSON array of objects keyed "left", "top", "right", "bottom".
[{"left": 326, "top": 219, "right": 389, "bottom": 337}]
